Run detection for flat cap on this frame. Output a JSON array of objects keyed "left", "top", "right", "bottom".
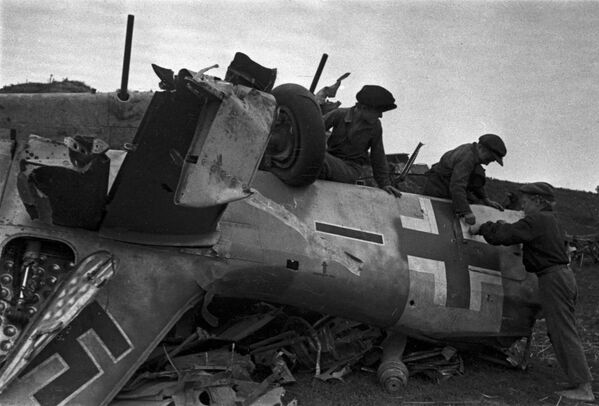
[
  {"left": 478, "top": 134, "right": 506, "bottom": 166},
  {"left": 519, "top": 182, "right": 555, "bottom": 200},
  {"left": 356, "top": 85, "right": 397, "bottom": 112}
]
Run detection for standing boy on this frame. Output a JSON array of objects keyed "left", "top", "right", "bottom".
[{"left": 470, "top": 182, "right": 594, "bottom": 402}]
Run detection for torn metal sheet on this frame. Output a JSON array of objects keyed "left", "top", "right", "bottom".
[
  {"left": 251, "top": 346, "right": 297, "bottom": 373},
  {"left": 271, "top": 352, "right": 295, "bottom": 384},
  {"left": 477, "top": 336, "right": 532, "bottom": 370},
  {"left": 505, "top": 336, "right": 532, "bottom": 369},
  {"left": 241, "top": 368, "right": 283, "bottom": 406},
  {"left": 114, "top": 380, "right": 181, "bottom": 401},
  {"left": 247, "top": 314, "right": 382, "bottom": 381},
  {"left": 121, "top": 370, "right": 228, "bottom": 396},
  {"left": 312, "top": 317, "right": 381, "bottom": 375},
  {"left": 17, "top": 134, "right": 111, "bottom": 229},
  {"left": 117, "top": 370, "right": 242, "bottom": 406},
  {"left": 202, "top": 291, "right": 220, "bottom": 327},
  {"left": 156, "top": 327, "right": 213, "bottom": 368},
  {"left": 315, "top": 363, "right": 352, "bottom": 382},
  {"left": 314, "top": 347, "right": 372, "bottom": 382},
  {"left": 246, "top": 190, "right": 363, "bottom": 276},
  {"left": 172, "top": 385, "right": 237, "bottom": 406},
  {"left": 175, "top": 77, "right": 277, "bottom": 208},
  {"left": 215, "top": 308, "right": 280, "bottom": 341},
  {"left": 120, "top": 362, "right": 289, "bottom": 406},
  {"left": 168, "top": 349, "right": 255, "bottom": 378},
  {"left": 403, "top": 346, "right": 463, "bottom": 382}
]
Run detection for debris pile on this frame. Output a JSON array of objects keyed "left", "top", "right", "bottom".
[
  {"left": 112, "top": 299, "right": 469, "bottom": 405},
  {"left": 113, "top": 347, "right": 288, "bottom": 406},
  {"left": 401, "top": 346, "right": 463, "bottom": 382}
]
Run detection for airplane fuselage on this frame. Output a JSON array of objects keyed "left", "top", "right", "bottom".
[{"left": 0, "top": 90, "right": 539, "bottom": 406}]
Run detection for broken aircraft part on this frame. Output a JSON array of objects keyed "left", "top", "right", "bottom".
[
  {"left": 0, "top": 250, "right": 116, "bottom": 392},
  {"left": 0, "top": 46, "right": 541, "bottom": 404}
]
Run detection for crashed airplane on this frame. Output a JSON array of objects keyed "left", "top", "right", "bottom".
[{"left": 0, "top": 17, "right": 540, "bottom": 406}]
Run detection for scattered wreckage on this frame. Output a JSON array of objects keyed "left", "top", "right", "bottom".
[
  {"left": 0, "top": 16, "right": 541, "bottom": 406},
  {"left": 567, "top": 234, "right": 599, "bottom": 267},
  {"left": 109, "top": 300, "right": 470, "bottom": 406}
]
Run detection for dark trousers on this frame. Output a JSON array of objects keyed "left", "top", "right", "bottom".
[
  {"left": 422, "top": 171, "right": 449, "bottom": 198},
  {"left": 319, "top": 153, "right": 363, "bottom": 184},
  {"left": 538, "top": 265, "right": 592, "bottom": 385}
]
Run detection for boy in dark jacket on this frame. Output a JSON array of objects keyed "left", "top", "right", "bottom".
[
  {"left": 470, "top": 182, "right": 594, "bottom": 401},
  {"left": 423, "top": 134, "right": 505, "bottom": 225},
  {"left": 319, "top": 85, "right": 402, "bottom": 198}
]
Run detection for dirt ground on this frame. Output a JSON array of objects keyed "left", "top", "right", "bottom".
[{"left": 283, "top": 262, "right": 599, "bottom": 406}]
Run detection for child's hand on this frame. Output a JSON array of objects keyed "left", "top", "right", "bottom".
[
  {"left": 469, "top": 224, "right": 481, "bottom": 235},
  {"left": 463, "top": 213, "right": 476, "bottom": 225}
]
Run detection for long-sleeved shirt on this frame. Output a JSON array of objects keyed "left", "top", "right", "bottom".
[
  {"left": 479, "top": 209, "right": 569, "bottom": 274},
  {"left": 425, "top": 142, "right": 487, "bottom": 214},
  {"left": 323, "top": 107, "right": 390, "bottom": 188},
  {"left": 467, "top": 164, "right": 487, "bottom": 203}
]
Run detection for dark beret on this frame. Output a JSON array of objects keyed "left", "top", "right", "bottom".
[
  {"left": 356, "top": 85, "right": 397, "bottom": 112},
  {"left": 519, "top": 182, "right": 555, "bottom": 200},
  {"left": 478, "top": 134, "right": 506, "bottom": 166}
]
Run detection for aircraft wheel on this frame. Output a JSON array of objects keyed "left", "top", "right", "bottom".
[
  {"left": 377, "top": 359, "right": 409, "bottom": 393},
  {"left": 266, "top": 83, "right": 325, "bottom": 186}
]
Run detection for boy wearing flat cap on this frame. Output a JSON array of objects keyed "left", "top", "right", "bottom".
[
  {"left": 423, "top": 134, "right": 506, "bottom": 225},
  {"left": 319, "top": 85, "right": 402, "bottom": 197},
  {"left": 471, "top": 182, "right": 594, "bottom": 402}
]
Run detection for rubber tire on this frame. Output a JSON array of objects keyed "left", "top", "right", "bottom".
[{"left": 269, "top": 83, "right": 325, "bottom": 186}]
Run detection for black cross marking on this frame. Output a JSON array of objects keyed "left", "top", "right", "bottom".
[{"left": 396, "top": 199, "right": 501, "bottom": 309}]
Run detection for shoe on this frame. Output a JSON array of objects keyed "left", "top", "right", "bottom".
[{"left": 556, "top": 382, "right": 595, "bottom": 401}]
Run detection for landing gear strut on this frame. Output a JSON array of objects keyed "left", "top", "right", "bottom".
[{"left": 377, "top": 332, "right": 409, "bottom": 393}]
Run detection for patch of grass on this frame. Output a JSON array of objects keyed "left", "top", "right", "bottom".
[{"left": 402, "top": 174, "right": 599, "bottom": 236}]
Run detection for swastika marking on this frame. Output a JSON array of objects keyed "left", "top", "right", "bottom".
[
  {"left": 15, "top": 301, "right": 132, "bottom": 406},
  {"left": 0, "top": 355, "right": 67, "bottom": 406}
]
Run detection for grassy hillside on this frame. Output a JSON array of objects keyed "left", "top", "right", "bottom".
[
  {"left": 486, "top": 178, "right": 599, "bottom": 236},
  {"left": 402, "top": 174, "right": 599, "bottom": 236},
  {"left": 0, "top": 79, "right": 96, "bottom": 93}
]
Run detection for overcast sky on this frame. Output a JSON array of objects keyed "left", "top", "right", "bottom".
[{"left": 1, "top": 0, "right": 598, "bottom": 191}]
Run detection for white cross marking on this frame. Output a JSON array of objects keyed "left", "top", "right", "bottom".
[
  {"left": 468, "top": 265, "right": 503, "bottom": 311},
  {"left": 408, "top": 255, "right": 447, "bottom": 306},
  {"left": 400, "top": 197, "right": 438, "bottom": 234}
]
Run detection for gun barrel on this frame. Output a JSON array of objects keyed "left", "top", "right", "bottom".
[
  {"left": 309, "top": 53, "right": 328, "bottom": 93},
  {"left": 398, "top": 142, "right": 424, "bottom": 181},
  {"left": 118, "top": 14, "right": 135, "bottom": 101}
]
